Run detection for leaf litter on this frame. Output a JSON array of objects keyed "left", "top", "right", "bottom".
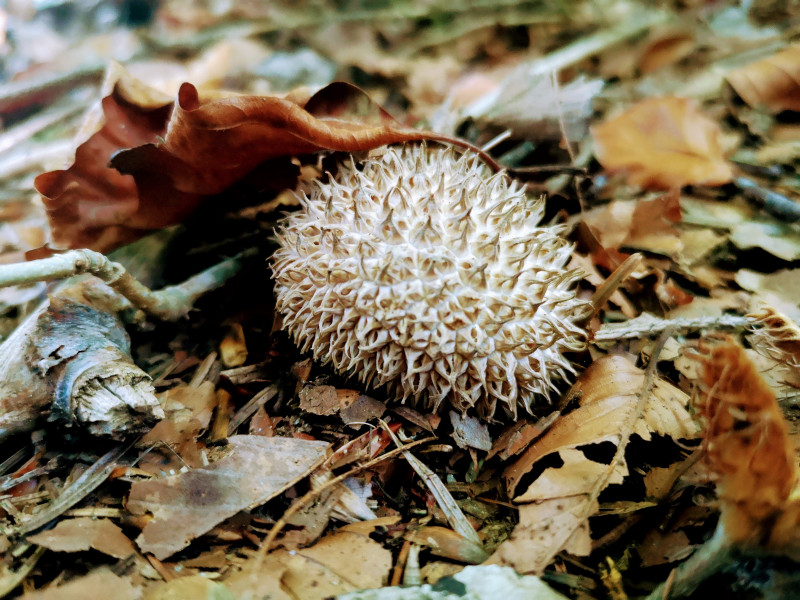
[{"left": 0, "top": 1, "right": 799, "bottom": 599}]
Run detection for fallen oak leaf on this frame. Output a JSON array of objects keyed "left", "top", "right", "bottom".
[
  {"left": 591, "top": 96, "right": 733, "bottom": 189},
  {"left": 34, "top": 63, "right": 175, "bottom": 253},
  {"left": 490, "top": 355, "right": 698, "bottom": 574}
]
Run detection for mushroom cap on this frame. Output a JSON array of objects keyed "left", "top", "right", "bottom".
[{"left": 271, "top": 144, "right": 588, "bottom": 418}]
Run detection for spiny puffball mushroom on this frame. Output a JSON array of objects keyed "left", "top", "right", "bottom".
[{"left": 271, "top": 143, "right": 589, "bottom": 418}]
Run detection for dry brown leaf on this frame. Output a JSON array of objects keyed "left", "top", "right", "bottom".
[
  {"left": 33, "top": 63, "right": 174, "bottom": 253},
  {"left": 592, "top": 97, "right": 733, "bottom": 189},
  {"left": 504, "top": 355, "right": 697, "bottom": 496},
  {"left": 638, "top": 529, "right": 694, "bottom": 567},
  {"left": 583, "top": 190, "right": 683, "bottom": 257},
  {"left": 141, "top": 381, "right": 217, "bottom": 469},
  {"left": 697, "top": 337, "right": 800, "bottom": 549},
  {"left": 490, "top": 356, "right": 698, "bottom": 574},
  {"left": 227, "top": 526, "right": 392, "bottom": 600},
  {"left": 299, "top": 384, "right": 340, "bottom": 416},
  {"left": 27, "top": 517, "right": 135, "bottom": 559},
  {"left": 20, "top": 570, "right": 140, "bottom": 600},
  {"left": 408, "top": 526, "right": 490, "bottom": 564},
  {"left": 638, "top": 31, "right": 696, "bottom": 74},
  {"left": 127, "top": 435, "right": 330, "bottom": 559},
  {"left": 726, "top": 45, "right": 800, "bottom": 114}
]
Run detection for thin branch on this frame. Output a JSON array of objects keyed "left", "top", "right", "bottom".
[
  {"left": 594, "top": 313, "right": 753, "bottom": 342},
  {"left": 0, "top": 249, "right": 249, "bottom": 321},
  {"left": 645, "top": 527, "right": 733, "bottom": 599}
]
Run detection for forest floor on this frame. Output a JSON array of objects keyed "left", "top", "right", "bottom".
[{"left": 0, "top": 1, "right": 799, "bottom": 598}]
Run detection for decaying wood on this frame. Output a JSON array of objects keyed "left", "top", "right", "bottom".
[
  {"left": 0, "top": 249, "right": 248, "bottom": 439},
  {"left": 0, "top": 284, "right": 160, "bottom": 440}
]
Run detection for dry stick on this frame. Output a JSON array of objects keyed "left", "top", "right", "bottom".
[
  {"left": 645, "top": 527, "right": 733, "bottom": 600},
  {"left": 0, "top": 249, "right": 248, "bottom": 321},
  {"left": 587, "top": 252, "right": 644, "bottom": 322},
  {"left": 0, "top": 62, "right": 104, "bottom": 114},
  {"left": 228, "top": 384, "right": 279, "bottom": 435},
  {"left": 254, "top": 435, "right": 437, "bottom": 566},
  {"left": 0, "top": 99, "right": 86, "bottom": 156},
  {"left": 594, "top": 313, "right": 754, "bottom": 343},
  {"left": 391, "top": 539, "right": 412, "bottom": 586},
  {"left": 735, "top": 176, "right": 800, "bottom": 223},
  {"left": 0, "top": 138, "right": 73, "bottom": 181}
]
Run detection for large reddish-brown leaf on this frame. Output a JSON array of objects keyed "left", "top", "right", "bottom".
[
  {"left": 34, "top": 65, "right": 175, "bottom": 252},
  {"left": 35, "top": 73, "right": 438, "bottom": 253},
  {"left": 726, "top": 45, "right": 800, "bottom": 114},
  {"left": 591, "top": 96, "right": 733, "bottom": 189}
]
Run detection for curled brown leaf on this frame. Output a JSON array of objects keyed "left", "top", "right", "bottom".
[
  {"left": 35, "top": 71, "right": 438, "bottom": 252},
  {"left": 726, "top": 45, "right": 800, "bottom": 114}
]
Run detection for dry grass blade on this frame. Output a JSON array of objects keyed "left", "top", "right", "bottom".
[
  {"left": 15, "top": 444, "right": 126, "bottom": 536},
  {"left": 255, "top": 435, "right": 436, "bottom": 564},
  {"left": 0, "top": 545, "right": 46, "bottom": 598},
  {"left": 381, "top": 422, "right": 485, "bottom": 551}
]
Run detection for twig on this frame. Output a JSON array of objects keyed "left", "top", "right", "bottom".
[
  {"left": 522, "top": 8, "right": 670, "bottom": 78},
  {"left": 254, "top": 435, "right": 436, "bottom": 565},
  {"left": 391, "top": 539, "right": 412, "bottom": 586},
  {"left": 594, "top": 313, "right": 753, "bottom": 342},
  {"left": 0, "top": 62, "right": 104, "bottom": 114},
  {"left": 228, "top": 384, "right": 279, "bottom": 435},
  {"left": 0, "top": 249, "right": 249, "bottom": 321},
  {"left": 0, "top": 138, "right": 73, "bottom": 181},
  {"left": 588, "top": 253, "right": 644, "bottom": 321},
  {"left": 735, "top": 176, "right": 800, "bottom": 223},
  {"left": 0, "top": 545, "right": 46, "bottom": 598},
  {"left": 0, "top": 99, "right": 85, "bottom": 156}
]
